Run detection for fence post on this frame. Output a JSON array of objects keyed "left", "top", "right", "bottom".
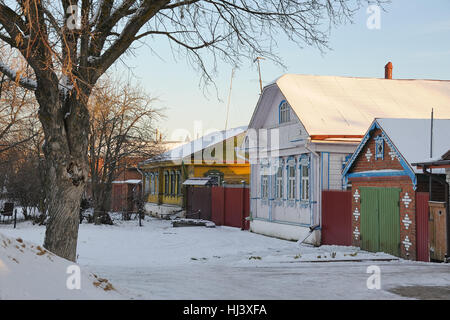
[
  {"left": 222, "top": 181, "right": 226, "bottom": 226},
  {"left": 241, "top": 180, "right": 246, "bottom": 230},
  {"left": 14, "top": 209, "right": 17, "bottom": 229}
]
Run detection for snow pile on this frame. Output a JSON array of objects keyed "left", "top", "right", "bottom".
[
  {"left": 172, "top": 218, "right": 216, "bottom": 228},
  {"left": 234, "top": 244, "right": 398, "bottom": 266},
  {"left": 0, "top": 232, "right": 120, "bottom": 300}
]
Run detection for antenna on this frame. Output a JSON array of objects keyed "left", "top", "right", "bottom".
[
  {"left": 429, "top": 108, "right": 434, "bottom": 197},
  {"left": 254, "top": 57, "right": 265, "bottom": 94},
  {"left": 430, "top": 108, "right": 434, "bottom": 158},
  {"left": 224, "top": 68, "right": 235, "bottom": 131}
]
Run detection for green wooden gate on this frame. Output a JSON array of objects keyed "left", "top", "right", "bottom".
[{"left": 360, "top": 187, "right": 400, "bottom": 256}]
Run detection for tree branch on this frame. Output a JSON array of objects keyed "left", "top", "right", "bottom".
[{"left": 0, "top": 61, "right": 37, "bottom": 91}]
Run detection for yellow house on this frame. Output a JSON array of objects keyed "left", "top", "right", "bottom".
[{"left": 138, "top": 126, "right": 249, "bottom": 216}]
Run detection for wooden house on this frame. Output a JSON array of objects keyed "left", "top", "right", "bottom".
[
  {"left": 343, "top": 119, "right": 450, "bottom": 261},
  {"left": 138, "top": 126, "right": 250, "bottom": 216},
  {"left": 246, "top": 69, "right": 450, "bottom": 245}
]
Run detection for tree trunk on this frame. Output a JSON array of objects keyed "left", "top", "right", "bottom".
[
  {"left": 92, "top": 170, "right": 114, "bottom": 225},
  {"left": 43, "top": 164, "right": 84, "bottom": 262},
  {"left": 93, "top": 182, "right": 111, "bottom": 224},
  {"left": 37, "top": 83, "right": 90, "bottom": 262}
]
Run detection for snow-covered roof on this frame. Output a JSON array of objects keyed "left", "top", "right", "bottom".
[
  {"left": 182, "top": 178, "right": 213, "bottom": 186},
  {"left": 276, "top": 74, "right": 450, "bottom": 136},
  {"left": 112, "top": 179, "right": 141, "bottom": 184},
  {"left": 343, "top": 118, "right": 450, "bottom": 179},
  {"left": 141, "top": 126, "right": 247, "bottom": 164},
  {"left": 377, "top": 118, "right": 450, "bottom": 170}
]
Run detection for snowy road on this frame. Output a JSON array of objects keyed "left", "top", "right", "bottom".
[
  {"left": 87, "top": 262, "right": 450, "bottom": 300},
  {"left": 1, "top": 217, "right": 449, "bottom": 299}
]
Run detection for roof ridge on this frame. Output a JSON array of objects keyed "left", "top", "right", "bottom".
[{"left": 278, "top": 73, "right": 450, "bottom": 82}]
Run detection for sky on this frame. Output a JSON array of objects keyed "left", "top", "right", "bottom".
[{"left": 111, "top": 0, "right": 450, "bottom": 142}]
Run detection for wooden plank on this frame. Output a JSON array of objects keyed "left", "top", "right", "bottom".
[
  {"left": 416, "top": 192, "right": 430, "bottom": 262},
  {"left": 429, "top": 201, "right": 447, "bottom": 261}
]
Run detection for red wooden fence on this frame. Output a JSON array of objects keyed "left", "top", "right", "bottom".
[
  {"left": 321, "top": 190, "right": 352, "bottom": 246},
  {"left": 211, "top": 186, "right": 249, "bottom": 230},
  {"left": 416, "top": 192, "right": 430, "bottom": 262}
]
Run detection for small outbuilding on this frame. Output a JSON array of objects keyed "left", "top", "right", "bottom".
[
  {"left": 343, "top": 118, "right": 450, "bottom": 261},
  {"left": 412, "top": 149, "right": 450, "bottom": 262}
]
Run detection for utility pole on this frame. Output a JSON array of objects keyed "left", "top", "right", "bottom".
[{"left": 254, "top": 57, "right": 265, "bottom": 94}]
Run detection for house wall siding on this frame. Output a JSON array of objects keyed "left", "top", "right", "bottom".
[
  {"left": 194, "top": 164, "right": 250, "bottom": 185},
  {"left": 319, "top": 152, "right": 353, "bottom": 191},
  {"left": 249, "top": 85, "right": 359, "bottom": 242}
]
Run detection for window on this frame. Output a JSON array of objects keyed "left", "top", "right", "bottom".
[
  {"left": 276, "top": 165, "right": 283, "bottom": 199},
  {"left": 149, "top": 173, "right": 157, "bottom": 195},
  {"left": 154, "top": 173, "right": 158, "bottom": 195},
  {"left": 301, "top": 165, "right": 310, "bottom": 201},
  {"left": 164, "top": 171, "right": 169, "bottom": 194},
  {"left": 288, "top": 164, "right": 296, "bottom": 200},
  {"left": 176, "top": 171, "right": 182, "bottom": 195},
  {"left": 148, "top": 173, "right": 153, "bottom": 194},
  {"left": 204, "top": 170, "right": 224, "bottom": 186},
  {"left": 170, "top": 171, "right": 175, "bottom": 195},
  {"left": 279, "top": 101, "right": 291, "bottom": 124},
  {"left": 375, "top": 136, "right": 384, "bottom": 160},
  {"left": 261, "top": 175, "right": 269, "bottom": 199},
  {"left": 145, "top": 174, "right": 150, "bottom": 194}
]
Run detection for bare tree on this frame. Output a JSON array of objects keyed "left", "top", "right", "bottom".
[
  {"left": 2, "top": 149, "right": 42, "bottom": 218},
  {"left": 88, "top": 76, "right": 162, "bottom": 224},
  {"left": 0, "top": 53, "right": 44, "bottom": 210},
  {"left": 0, "top": 56, "right": 38, "bottom": 154},
  {"left": 0, "top": 113, "right": 45, "bottom": 220},
  {"left": 0, "top": 0, "right": 382, "bottom": 261}
]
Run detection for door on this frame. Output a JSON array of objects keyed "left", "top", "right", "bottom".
[
  {"left": 360, "top": 188, "right": 380, "bottom": 252},
  {"left": 429, "top": 201, "right": 447, "bottom": 261},
  {"left": 378, "top": 188, "right": 400, "bottom": 256},
  {"left": 360, "top": 187, "right": 400, "bottom": 256}
]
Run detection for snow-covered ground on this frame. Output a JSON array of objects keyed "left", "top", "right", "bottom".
[
  {"left": 1, "top": 216, "right": 449, "bottom": 299},
  {"left": 0, "top": 232, "right": 120, "bottom": 299}
]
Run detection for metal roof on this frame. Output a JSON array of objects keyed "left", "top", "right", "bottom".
[
  {"left": 343, "top": 118, "right": 450, "bottom": 178},
  {"left": 276, "top": 74, "right": 450, "bottom": 136},
  {"left": 141, "top": 126, "right": 247, "bottom": 164},
  {"left": 377, "top": 118, "right": 450, "bottom": 168},
  {"left": 183, "top": 178, "right": 213, "bottom": 186},
  {"left": 112, "top": 179, "right": 142, "bottom": 184}
]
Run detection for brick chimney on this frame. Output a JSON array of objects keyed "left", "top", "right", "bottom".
[{"left": 385, "top": 61, "right": 393, "bottom": 79}]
